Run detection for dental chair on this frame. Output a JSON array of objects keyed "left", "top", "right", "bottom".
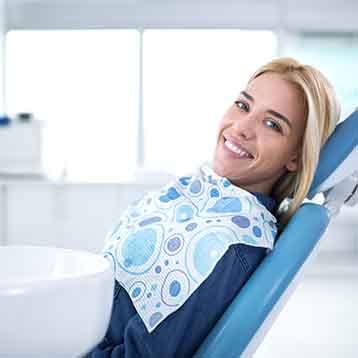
[{"left": 194, "top": 110, "right": 358, "bottom": 358}]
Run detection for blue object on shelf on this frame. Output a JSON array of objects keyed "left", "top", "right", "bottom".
[{"left": 0, "top": 115, "right": 11, "bottom": 126}]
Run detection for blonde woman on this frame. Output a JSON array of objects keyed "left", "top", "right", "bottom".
[
  {"left": 214, "top": 57, "right": 340, "bottom": 231},
  {"left": 86, "top": 57, "right": 340, "bottom": 358}
]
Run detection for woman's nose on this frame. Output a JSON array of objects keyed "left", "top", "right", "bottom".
[{"left": 231, "top": 113, "right": 257, "bottom": 140}]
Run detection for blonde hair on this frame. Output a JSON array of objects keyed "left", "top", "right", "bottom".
[{"left": 249, "top": 57, "right": 341, "bottom": 229}]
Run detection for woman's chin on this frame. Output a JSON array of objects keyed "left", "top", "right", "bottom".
[
  {"left": 213, "top": 159, "right": 232, "bottom": 178},
  {"left": 212, "top": 158, "right": 224, "bottom": 176}
]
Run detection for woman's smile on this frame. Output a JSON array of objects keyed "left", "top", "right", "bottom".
[{"left": 222, "top": 135, "right": 255, "bottom": 160}]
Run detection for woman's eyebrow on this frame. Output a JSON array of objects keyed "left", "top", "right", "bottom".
[{"left": 240, "top": 90, "right": 292, "bottom": 129}]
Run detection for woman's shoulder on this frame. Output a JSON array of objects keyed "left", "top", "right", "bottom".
[{"left": 251, "top": 191, "right": 277, "bottom": 214}]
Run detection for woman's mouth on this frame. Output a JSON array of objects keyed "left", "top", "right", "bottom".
[{"left": 223, "top": 138, "right": 254, "bottom": 159}]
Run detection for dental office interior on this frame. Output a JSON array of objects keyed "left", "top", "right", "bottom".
[{"left": 0, "top": 0, "right": 357, "bottom": 357}]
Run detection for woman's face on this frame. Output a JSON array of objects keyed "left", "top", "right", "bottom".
[{"left": 212, "top": 71, "right": 307, "bottom": 195}]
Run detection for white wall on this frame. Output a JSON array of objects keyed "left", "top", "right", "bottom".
[{"left": 1, "top": 182, "right": 158, "bottom": 253}]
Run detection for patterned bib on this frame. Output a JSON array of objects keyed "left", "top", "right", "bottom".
[{"left": 102, "top": 162, "right": 278, "bottom": 333}]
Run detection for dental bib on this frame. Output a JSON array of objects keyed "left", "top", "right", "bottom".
[{"left": 102, "top": 162, "right": 278, "bottom": 333}]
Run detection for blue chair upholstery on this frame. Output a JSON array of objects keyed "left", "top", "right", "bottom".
[
  {"left": 194, "top": 110, "right": 358, "bottom": 357},
  {"left": 309, "top": 110, "right": 358, "bottom": 198}
]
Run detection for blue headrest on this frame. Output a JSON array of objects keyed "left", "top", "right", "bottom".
[{"left": 308, "top": 110, "right": 358, "bottom": 198}]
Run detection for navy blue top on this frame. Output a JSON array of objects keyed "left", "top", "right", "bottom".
[{"left": 86, "top": 192, "right": 276, "bottom": 358}]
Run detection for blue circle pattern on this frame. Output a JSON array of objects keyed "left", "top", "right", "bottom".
[
  {"left": 185, "top": 222, "right": 198, "bottom": 231},
  {"left": 222, "top": 179, "right": 231, "bottom": 187},
  {"left": 129, "top": 281, "right": 146, "bottom": 301},
  {"left": 232, "top": 215, "right": 250, "bottom": 228},
  {"left": 169, "top": 280, "right": 181, "bottom": 296},
  {"left": 159, "top": 269, "right": 190, "bottom": 312},
  {"left": 242, "top": 234, "right": 256, "bottom": 244},
  {"left": 210, "top": 188, "right": 220, "bottom": 198},
  {"left": 132, "top": 287, "right": 141, "bottom": 298},
  {"left": 122, "top": 228, "right": 157, "bottom": 268},
  {"left": 139, "top": 216, "right": 162, "bottom": 227},
  {"left": 253, "top": 226, "right": 262, "bottom": 237},
  {"left": 111, "top": 164, "right": 276, "bottom": 332},
  {"left": 207, "top": 196, "right": 242, "bottom": 213},
  {"left": 149, "top": 312, "right": 163, "bottom": 327},
  {"left": 164, "top": 234, "right": 184, "bottom": 256},
  {"left": 159, "top": 187, "right": 181, "bottom": 203},
  {"left": 167, "top": 237, "right": 181, "bottom": 251},
  {"left": 189, "top": 180, "right": 202, "bottom": 194},
  {"left": 179, "top": 176, "right": 191, "bottom": 186},
  {"left": 193, "top": 232, "right": 228, "bottom": 276},
  {"left": 175, "top": 204, "right": 194, "bottom": 223}
]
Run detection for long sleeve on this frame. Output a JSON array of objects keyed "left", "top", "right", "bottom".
[{"left": 85, "top": 243, "right": 267, "bottom": 358}]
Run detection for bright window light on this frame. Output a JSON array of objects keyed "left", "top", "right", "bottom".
[
  {"left": 6, "top": 30, "right": 139, "bottom": 182},
  {"left": 282, "top": 33, "right": 358, "bottom": 121},
  {"left": 143, "top": 29, "right": 277, "bottom": 176},
  {"left": 6, "top": 29, "right": 278, "bottom": 182}
]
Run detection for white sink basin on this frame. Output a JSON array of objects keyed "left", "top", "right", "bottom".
[{"left": 0, "top": 245, "right": 115, "bottom": 357}]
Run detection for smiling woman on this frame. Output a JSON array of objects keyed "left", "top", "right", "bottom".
[
  {"left": 214, "top": 72, "right": 306, "bottom": 195},
  {"left": 213, "top": 57, "right": 341, "bottom": 228}
]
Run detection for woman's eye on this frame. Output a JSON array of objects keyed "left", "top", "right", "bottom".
[
  {"left": 234, "top": 100, "right": 249, "bottom": 112},
  {"left": 265, "top": 119, "right": 282, "bottom": 133}
]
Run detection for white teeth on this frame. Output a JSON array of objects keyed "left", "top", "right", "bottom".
[{"left": 224, "top": 140, "right": 251, "bottom": 158}]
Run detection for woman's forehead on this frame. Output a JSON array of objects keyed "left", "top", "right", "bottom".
[{"left": 245, "top": 72, "right": 306, "bottom": 126}]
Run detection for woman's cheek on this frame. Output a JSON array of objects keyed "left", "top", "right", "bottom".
[
  {"left": 217, "top": 120, "right": 230, "bottom": 140},
  {"left": 219, "top": 115, "right": 230, "bottom": 128}
]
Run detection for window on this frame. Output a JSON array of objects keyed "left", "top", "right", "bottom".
[
  {"left": 6, "top": 30, "right": 139, "bottom": 182},
  {"left": 6, "top": 29, "right": 277, "bottom": 181},
  {"left": 143, "top": 30, "right": 277, "bottom": 176},
  {"left": 281, "top": 32, "right": 358, "bottom": 121}
]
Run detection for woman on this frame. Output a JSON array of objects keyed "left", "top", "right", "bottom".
[{"left": 86, "top": 57, "right": 340, "bottom": 357}]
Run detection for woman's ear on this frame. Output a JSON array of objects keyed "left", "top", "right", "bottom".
[{"left": 285, "top": 153, "right": 299, "bottom": 172}]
